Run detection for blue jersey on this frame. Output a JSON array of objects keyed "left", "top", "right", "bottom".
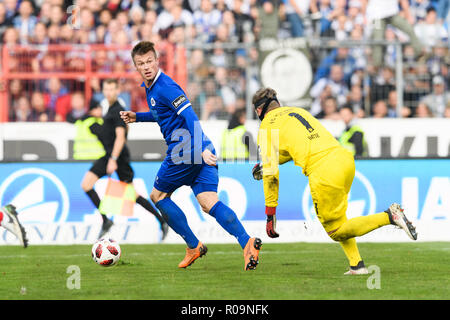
[{"left": 139, "top": 70, "right": 213, "bottom": 164}]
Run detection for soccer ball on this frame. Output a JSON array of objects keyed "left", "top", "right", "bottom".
[{"left": 91, "top": 238, "right": 121, "bottom": 267}]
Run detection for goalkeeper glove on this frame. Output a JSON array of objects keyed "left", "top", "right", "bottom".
[
  {"left": 265, "top": 206, "right": 279, "bottom": 238},
  {"left": 252, "top": 163, "right": 263, "bottom": 180}
]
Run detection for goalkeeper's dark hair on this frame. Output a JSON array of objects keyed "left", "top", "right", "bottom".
[
  {"left": 252, "top": 88, "right": 278, "bottom": 110},
  {"left": 131, "top": 41, "right": 158, "bottom": 61},
  {"left": 252, "top": 87, "right": 279, "bottom": 120}
]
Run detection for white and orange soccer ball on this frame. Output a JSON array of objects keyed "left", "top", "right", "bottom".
[{"left": 91, "top": 238, "right": 121, "bottom": 267}]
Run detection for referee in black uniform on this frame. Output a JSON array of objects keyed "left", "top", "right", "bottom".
[{"left": 81, "top": 79, "right": 168, "bottom": 239}]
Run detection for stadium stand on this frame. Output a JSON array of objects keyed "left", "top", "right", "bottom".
[{"left": 0, "top": 0, "right": 448, "bottom": 123}]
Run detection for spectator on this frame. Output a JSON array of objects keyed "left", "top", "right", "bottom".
[
  {"left": 38, "top": 1, "right": 52, "bottom": 25},
  {"left": 372, "top": 100, "right": 389, "bottom": 118},
  {"left": 365, "top": 0, "right": 425, "bottom": 68},
  {"left": 104, "top": 19, "right": 120, "bottom": 44},
  {"left": 153, "top": 0, "right": 194, "bottom": 38},
  {"left": 209, "top": 41, "right": 228, "bottom": 67},
  {"left": 283, "top": 0, "right": 310, "bottom": 38},
  {"left": 60, "top": 23, "right": 75, "bottom": 44},
  {"left": 256, "top": 0, "right": 279, "bottom": 40},
  {"left": 116, "top": 11, "right": 132, "bottom": 36},
  {"left": 3, "top": 0, "right": 17, "bottom": 23},
  {"left": 8, "top": 79, "right": 24, "bottom": 115},
  {"left": 214, "top": 23, "right": 232, "bottom": 43},
  {"left": 231, "top": 0, "right": 254, "bottom": 42},
  {"left": 129, "top": 5, "right": 145, "bottom": 27},
  {"left": 310, "top": 64, "right": 349, "bottom": 108},
  {"left": 183, "top": 0, "right": 202, "bottom": 12},
  {"left": 331, "top": 14, "right": 352, "bottom": 40},
  {"left": 186, "top": 81, "right": 206, "bottom": 114},
  {"left": 316, "top": 96, "right": 341, "bottom": 120},
  {"left": 31, "top": 52, "right": 58, "bottom": 75},
  {"left": 144, "top": 9, "right": 158, "bottom": 26},
  {"left": 3, "top": 27, "right": 19, "bottom": 46},
  {"left": 193, "top": 0, "right": 222, "bottom": 43},
  {"left": 228, "top": 66, "right": 246, "bottom": 100},
  {"left": 114, "top": 29, "right": 133, "bottom": 64},
  {"left": 49, "top": 4, "right": 65, "bottom": 26},
  {"left": 414, "top": 101, "right": 433, "bottom": 117},
  {"left": 370, "top": 66, "right": 395, "bottom": 105},
  {"left": 79, "top": 8, "right": 96, "bottom": 39},
  {"left": 98, "top": 8, "right": 113, "bottom": 27},
  {"left": 345, "top": 84, "right": 365, "bottom": 118},
  {"left": 105, "top": 0, "right": 123, "bottom": 16},
  {"left": 45, "top": 78, "right": 71, "bottom": 121},
  {"left": 314, "top": 47, "right": 357, "bottom": 85},
  {"left": 409, "top": 0, "right": 433, "bottom": 23},
  {"left": 420, "top": 75, "right": 450, "bottom": 117},
  {"left": 12, "top": 96, "right": 32, "bottom": 122},
  {"left": 414, "top": 7, "right": 448, "bottom": 48},
  {"left": 2, "top": 0, "right": 448, "bottom": 124},
  {"left": 143, "top": 0, "right": 163, "bottom": 13},
  {"left": 29, "top": 92, "right": 55, "bottom": 122},
  {"left": 188, "top": 49, "right": 211, "bottom": 81},
  {"left": 386, "top": 89, "right": 411, "bottom": 118},
  {"left": 310, "top": 84, "right": 333, "bottom": 116},
  {"left": 413, "top": 63, "right": 432, "bottom": 97},
  {"left": 201, "top": 95, "right": 226, "bottom": 120},
  {"left": 310, "top": 0, "right": 345, "bottom": 37},
  {"left": 222, "top": 10, "right": 239, "bottom": 42},
  {"left": 436, "top": 0, "right": 450, "bottom": 25},
  {"left": 47, "top": 23, "right": 61, "bottom": 43},
  {"left": 31, "top": 22, "right": 49, "bottom": 44},
  {"left": 12, "top": 0, "right": 38, "bottom": 44},
  {"left": 66, "top": 92, "right": 88, "bottom": 124},
  {"left": 347, "top": 0, "right": 365, "bottom": 27},
  {"left": 215, "top": 66, "right": 237, "bottom": 114},
  {"left": 0, "top": 2, "right": 12, "bottom": 41},
  {"left": 383, "top": 26, "right": 399, "bottom": 68},
  {"left": 427, "top": 46, "right": 450, "bottom": 78}
]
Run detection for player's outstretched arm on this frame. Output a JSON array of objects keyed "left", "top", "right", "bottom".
[{"left": 120, "top": 111, "right": 137, "bottom": 124}]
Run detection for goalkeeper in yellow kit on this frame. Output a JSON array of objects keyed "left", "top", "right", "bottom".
[{"left": 252, "top": 88, "right": 417, "bottom": 275}]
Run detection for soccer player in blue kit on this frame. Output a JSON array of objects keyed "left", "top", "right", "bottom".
[{"left": 120, "top": 41, "right": 262, "bottom": 270}]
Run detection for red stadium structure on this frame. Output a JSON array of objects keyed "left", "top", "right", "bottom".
[{"left": 0, "top": 42, "right": 187, "bottom": 122}]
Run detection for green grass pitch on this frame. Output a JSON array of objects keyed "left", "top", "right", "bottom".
[{"left": 0, "top": 242, "right": 449, "bottom": 300}]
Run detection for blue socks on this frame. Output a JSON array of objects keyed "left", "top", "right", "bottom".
[
  {"left": 156, "top": 198, "right": 250, "bottom": 250},
  {"left": 155, "top": 198, "right": 199, "bottom": 249},
  {"left": 210, "top": 201, "right": 250, "bottom": 249}
]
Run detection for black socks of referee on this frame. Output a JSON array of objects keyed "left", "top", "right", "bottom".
[
  {"left": 136, "top": 195, "right": 166, "bottom": 226},
  {"left": 86, "top": 189, "right": 165, "bottom": 225},
  {"left": 85, "top": 189, "right": 108, "bottom": 223}
]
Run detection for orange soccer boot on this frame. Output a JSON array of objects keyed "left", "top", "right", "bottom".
[
  {"left": 243, "top": 237, "right": 262, "bottom": 270},
  {"left": 178, "top": 241, "right": 208, "bottom": 268}
]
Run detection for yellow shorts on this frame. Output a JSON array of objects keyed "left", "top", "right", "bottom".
[{"left": 308, "top": 147, "right": 355, "bottom": 234}]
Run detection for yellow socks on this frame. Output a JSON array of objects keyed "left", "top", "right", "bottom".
[{"left": 339, "top": 238, "right": 362, "bottom": 267}]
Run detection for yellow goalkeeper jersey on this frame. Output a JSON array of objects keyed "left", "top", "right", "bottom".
[{"left": 257, "top": 106, "right": 341, "bottom": 207}]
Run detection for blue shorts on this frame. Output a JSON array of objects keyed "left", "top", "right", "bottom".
[{"left": 154, "top": 160, "right": 219, "bottom": 196}]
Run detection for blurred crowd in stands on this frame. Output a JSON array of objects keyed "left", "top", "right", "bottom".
[{"left": 0, "top": 0, "right": 449, "bottom": 123}]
